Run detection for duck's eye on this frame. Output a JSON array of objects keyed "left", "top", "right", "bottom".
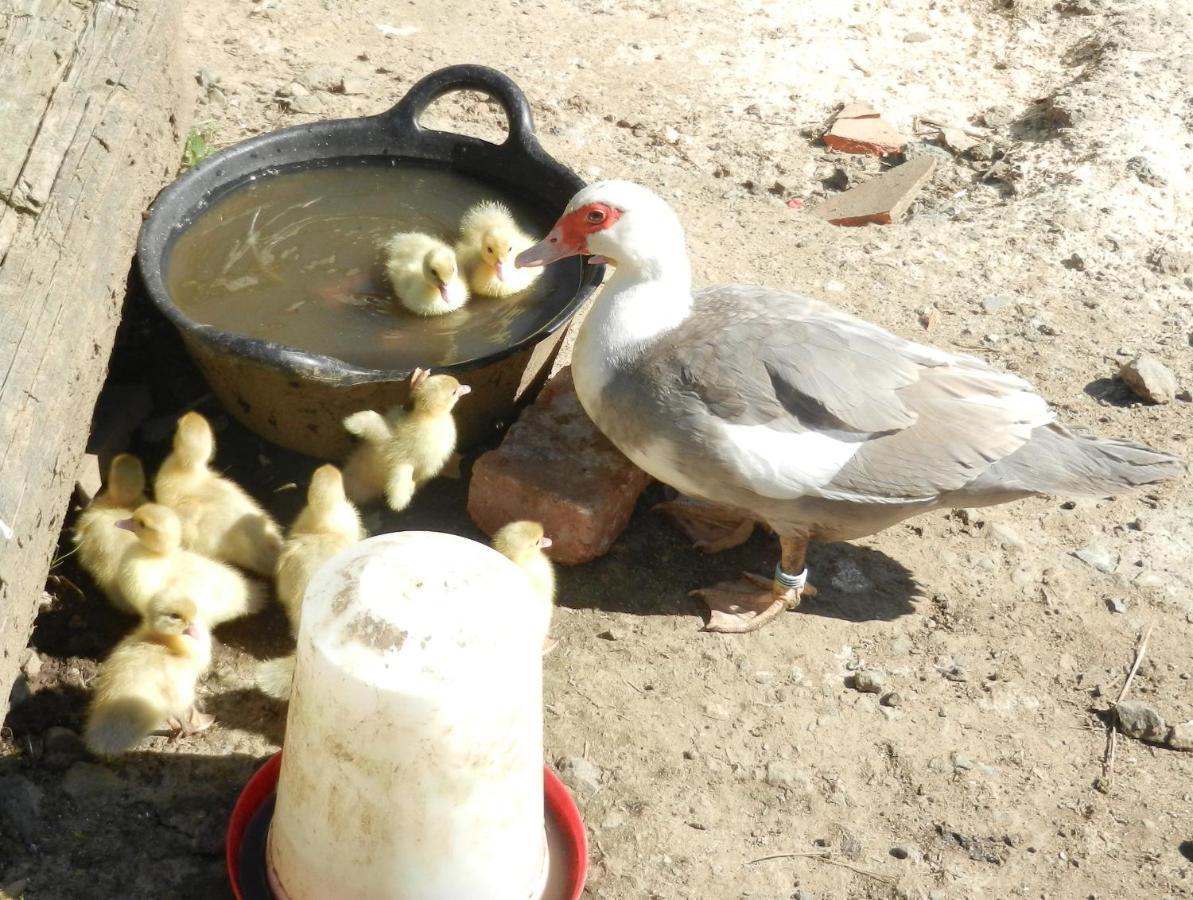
[
  {"left": 168, "top": 613, "right": 183, "bottom": 621},
  {"left": 586, "top": 209, "right": 606, "bottom": 225}
]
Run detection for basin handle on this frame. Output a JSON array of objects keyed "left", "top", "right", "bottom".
[{"left": 385, "top": 64, "right": 539, "bottom": 153}]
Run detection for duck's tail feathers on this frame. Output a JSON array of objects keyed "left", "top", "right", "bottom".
[{"left": 974, "top": 424, "right": 1185, "bottom": 497}]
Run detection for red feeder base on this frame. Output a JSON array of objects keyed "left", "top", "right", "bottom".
[{"left": 226, "top": 752, "right": 587, "bottom": 900}]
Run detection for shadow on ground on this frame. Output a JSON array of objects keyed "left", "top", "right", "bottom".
[
  {"left": 0, "top": 749, "right": 265, "bottom": 900},
  {"left": 557, "top": 485, "right": 921, "bottom": 625}
]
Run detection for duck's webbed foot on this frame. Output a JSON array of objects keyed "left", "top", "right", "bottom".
[
  {"left": 654, "top": 496, "right": 759, "bottom": 553},
  {"left": 690, "top": 535, "right": 815, "bottom": 633}
]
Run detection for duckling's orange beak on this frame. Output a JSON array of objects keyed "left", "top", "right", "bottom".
[{"left": 184, "top": 622, "right": 203, "bottom": 640}]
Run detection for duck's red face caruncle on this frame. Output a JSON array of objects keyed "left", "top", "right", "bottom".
[{"left": 515, "top": 203, "right": 623, "bottom": 268}]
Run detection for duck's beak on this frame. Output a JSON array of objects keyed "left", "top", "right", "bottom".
[
  {"left": 114, "top": 518, "right": 135, "bottom": 532},
  {"left": 184, "top": 622, "right": 202, "bottom": 640},
  {"left": 494, "top": 259, "right": 505, "bottom": 281},
  {"left": 515, "top": 224, "right": 584, "bottom": 268},
  {"left": 539, "top": 536, "right": 553, "bottom": 549}
]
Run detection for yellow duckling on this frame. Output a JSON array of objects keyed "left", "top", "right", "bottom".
[
  {"left": 276, "top": 464, "right": 364, "bottom": 633},
  {"left": 258, "top": 465, "right": 365, "bottom": 701},
  {"left": 115, "top": 503, "right": 265, "bottom": 627},
  {"left": 84, "top": 590, "right": 213, "bottom": 757},
  {"left": 492, "top": 520, "right": 556, "bottom": 650},
  {"left": 341, "top": 368, "right": 470, "bottom": 512},
  {"left": 73, "top": 454, "right": 148, "bottom": 613},
  {"left": 384, "top": 232, "right": 469, "bottom": 316},
  {"left": 154, "top": 412, "right": 283, "bottom": 576},
  {"left": 455, "top": 200, "right": 541, "bottom": 298}
]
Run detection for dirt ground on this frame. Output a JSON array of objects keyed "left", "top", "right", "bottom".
[{"left": 3, "top": 0, "right": 1192, "bottom": 897}]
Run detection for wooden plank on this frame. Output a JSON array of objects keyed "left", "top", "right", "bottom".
[{"left": 0, "top": 0, "right": 191, "bottom": 722}]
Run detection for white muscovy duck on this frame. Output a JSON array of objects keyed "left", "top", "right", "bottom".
[{"left": 515, "top": 180, "right": 1185, "bottom": 633}]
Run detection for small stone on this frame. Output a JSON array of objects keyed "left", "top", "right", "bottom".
[
  {"left": 851, "top": 670, "right": 885, "bottom": 694},
  {"left": 62, "top": 762, "right": 122, "bottom": 801},
  {"left": 881, "top": 692, "right": 902, "bottom": 708},
  {"left": 557, "top": 757, "right": 602, "bottom": 795},
  {"left": 1118, "top": 355, "right": 1178, "bottom": 405},
  {"left": 753, "top": 670, "right": 775, "bottom": 685},
  {"left": 1061, "top": 252, "right": 1085, "bottom": 271},
  {"left": 988, "top": 522, "right": 1025, "bottom": 548},
  {"left": 951, "top": 752, "right": 974, "bottom": 771},
  {"left": 287, "top": 93, "right": 324, "bottom": 115},
  {"left": 1107, "top": 597, "right": 1128, "bottom": 614},
  {"left": 340, "top": 76, "right": 368, "bottom": 96},
  {"left": 0, "top": 775, "right": 44, "bottom": 842},
  {"left": 1074, "top": 544, "right": 1118, "bottom": 574},
  {"left": 74, "top": 453, "right": 103, "bottom": 506},
  {"left": 663, "top": 126, "right": 680, "bottom": 143},
  {"left": 1127, "top": 155, "right": 1166, "bottom": 188},
  {"left": 981, "top": 294, "right": 1012, "bottom": 313},
  {"left": 795, "top": 891, "right": 816, "bottom": 900},
  {"left": 303, "top": 64, "right": 345, "bottom": 93},
  {"left": 20, "top": 651, "right": 41, "bottom": 680},
  {"left": 890, "top": 845, "right": 912, "bottom": 859},
  {"left": 600, "top": 812, "right": 626, "bottom": 830},
  {"left": 682, "top": 749, "right": 697, "bottom": 760},
  {"left": 902, "top": 31, "right": 931, "bottom": 42},
  {"left": 1165, "top": 721, "right": 1193, "bottom": 751},
  {"left": 597, "top": 628, "right": 621, "bottom": 641},
  {"left": 765, "top": 761, "right": 811, "bottom": 791},
  {"left": 979, "top": 106, "right": 1015, "bottom": 129},
  {"left": 940, "top": 665, "right": 968, "bottom": 683},
  {"left": 1115, "top": 700, "right": 1167, "bottom": 741},
  {"left": 43, "top": 726, "right": 84, "bottom": 754},
  {"left": 468, "top": 368, "right": 653, "bottom": 564}
]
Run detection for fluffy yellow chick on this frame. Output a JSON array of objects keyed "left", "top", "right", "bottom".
[
  {"left": 84, "top": 590, "right": 213, "bottom": 757},
  {"left": 154, "top": 412, "right": 283, "bottom": 576},
  {"left": 341, "top": 368, "right": 470, "bottom": 512},
  {"left": 492, "top": 520, "right": 556, "bottom": 646},
  {"left": 276, "top": 464, "right": 364, "bottom": 633},
  {"left": 73, "top": 454, "right": 148, "bottom": 613},
  {"left": 455, "top": 200, "right": 541, "bottom": 298},
  {"left": 115, "top": 503, "right": 266, "bottom": 627},
  {"left": 384, "top": 232, "right": 469, "bottom": 316},
  {"left": 258, "top": 466, "right": 364, "bottom": 701}
]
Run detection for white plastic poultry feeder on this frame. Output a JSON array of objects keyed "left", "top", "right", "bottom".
[{"left": 261, "top": 531, "right": 559, "bottom": 899}]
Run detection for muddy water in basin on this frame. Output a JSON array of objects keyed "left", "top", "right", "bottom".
[{"left": 167, "top": 162, "right": 566, "bottom": 371}]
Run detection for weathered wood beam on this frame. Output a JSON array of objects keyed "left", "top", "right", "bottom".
[{"left": 0, "top": 0, "right": 191, "bottom": 722}]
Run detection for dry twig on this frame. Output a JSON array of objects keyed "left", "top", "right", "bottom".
[
  {"left": 746, "top": 849, "right": 896, "bottom": 885},
  {"left": 1098, "top": 622, "right": 1154, "bottom": 790}
]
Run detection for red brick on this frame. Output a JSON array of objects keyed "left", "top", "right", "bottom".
[
  {"left": 822, "top": 103, "right": 905, "bottom": 156},
  {"left": 468, "top": 367, "right": 652, "bottom": 565}
]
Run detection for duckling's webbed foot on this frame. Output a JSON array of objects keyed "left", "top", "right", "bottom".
[
  {"left": 166, "top": 708, "right": 215, "bottom": 738},
  {"left": 655, "top": 496, "right": 757, "bottom": 553}
]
